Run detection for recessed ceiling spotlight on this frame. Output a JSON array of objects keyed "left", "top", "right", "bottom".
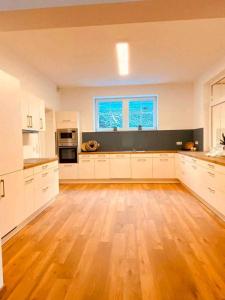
[{"left": 116, "top": 42, "right": 129, "bottom": 76}]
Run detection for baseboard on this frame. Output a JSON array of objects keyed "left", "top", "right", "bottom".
[
  {"left": 1, "top": 196, "right": 57, "bottom": 245},
  {"left": 180, "top": 181, "right": 225, "bottom": 222},
  {"left": 60, "top": 178, "right": 179, "bottom": 184}
]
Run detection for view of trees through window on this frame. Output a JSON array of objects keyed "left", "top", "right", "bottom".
[{"left": 95, "top": 96, "right": 157, "bottom": 131}]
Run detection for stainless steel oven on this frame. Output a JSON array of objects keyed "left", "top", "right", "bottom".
[
  {"left": 57, "top": 128, "right": 78, "bottom": 146},
  {"left": 58, "top": 146, "right": 78, "bottom": 164}
]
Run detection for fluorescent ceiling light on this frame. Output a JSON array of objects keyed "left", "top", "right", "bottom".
[{"left": 116, "top": 42, "right": 129, "bottom": 76}]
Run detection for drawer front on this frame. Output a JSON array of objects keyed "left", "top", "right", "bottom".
[
  {"left": 24, "top": 168, "right": 34, "bottom": 178},
  {"left": 79, "top": 154, "right": 95, "bottom": 159},
  {"left": 34, "top": 163, "right": 50, "bottom": 174},
  {"left": 110, "top": 154, "right": 131, "bottom": 159},
  {"left": 152, "top": 153, "right": 175, "bottom": 158},
  {"left": 131, "top": 153, "right": 153, "bottom": 158},
  {"left": 93, "top": 154, "right": 110, "bottom": 159}
]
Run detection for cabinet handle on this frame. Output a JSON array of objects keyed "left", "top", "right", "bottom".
[
  {"left": 62, "top": 120, "right": 70, "bottom": 122},
  {"left": 30, "top": 116, "right": 33, "bottom": 128},
  {"left": 40, "top": 118, "right": 43, "bottom": 130},
  {"left": 42, "top": 172, "right": 48, "bottom": 177},
  {"left": 65, "top": 165, "right": 73, "bottom": 167},
  {"left": 42, "top": 187, "right": 49, "bottom": 192},
  {"left": 137, "top": 159, "right": 146, "bottom": 162},
  {"left": 160, "top": 154, "right": 168, "bottom": 157},
  {"left": 192, "top": 165, "right": 197, "bottom": 170},
  {"left": 160, "top": 158, "right": 169, "bottom": 161},
  {"left": 192, "top": 159, "right": 197, "bottom": 163},
  {"left": 97, "top": 159, "right": 107, "bottom": 162},
  {"left": 208, "top": 187, "right": 215, "bottom": 194},
  {"left": 27, "top": 115, "right": 30, "bottom": 128},
  {"left": 82, "top": 160, "right": 90, "bottom": 162},
  {"left": 54, "top": 168, "right": 59, "bottom": 172},
  {"left": 208, "top": 172, "right": 215, "bottom": 177},
  {"left": 0, "top": 180, "right": 5, "bottom": 198},
  {"left": 42, "top": 165, "right": 48, "bottom": 169},
  {"left": 25, "top": 178, "right": 34, "bottom": 184}
]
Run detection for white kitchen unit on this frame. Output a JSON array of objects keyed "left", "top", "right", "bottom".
[
  {"left": 94, "top": 154, "right": 110, "bottom": 179},
  {"left": 110, "top": 154, "right": 131, "bottom": 179},
  {"left": 177, "top": 154, "right": 225, "bottom": 217},
  {"left": 21, "top": 91, "right": 46, "bottom": 132},
  {"left": 56, "top": 111, "right": 79, "bottom": 129},
  {"left": 131, "top": 154, "right": 153, "bottom": 178},
  {"left": 59, "top": 163, "right": 78, "bottom": 180},
  {"left": 0, "top": 71, "right": 23, "bottom": 176},
  {"left": 152, "top": 153, "right": 175, "bottom": 178},
  {"left": 0, "top": 170, "right": 24, "bottom": 238},
  {"left": 79, "top": 155, "right": 95, "bottom": 179}
]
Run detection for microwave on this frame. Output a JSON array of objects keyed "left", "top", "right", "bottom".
[{"left": 57, "top": 128, "right": 78, "bottom": 146}]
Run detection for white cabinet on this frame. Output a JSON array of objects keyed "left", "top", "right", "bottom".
[
  {"left": 0, "top": 71, "right": 23, "bottom": 176},
  {"left": 95, "top": 157, "right": 110, "bottom": 179},
  {"left": 21, "top": 92, "right": 46, "bottom": 132},
  {"left": 131, "top": 156, "right": 152, "bottom": 178},
  {"left": 79, "top": 158, "right": 95, "bottom": 179},
  {"left": 59, "top": 164, "right": 78, "bottom": 180},
  {"left": 56, "top": 111, "right": 78, "bottom": 129},
  {"left": 24, "top": 175, "right": 35, "bottom": 219},
  {"left": 0, "top": 243, "right": 3, "bottom": 288},
  {"left": 153, "top": 155, "right": 175, "bottom": 178},
  {"left": 0, "top": 171, "right": 24, "bottom": 238},
  {"left": 110, "top": 154, "right": 131, "bottom": 178},
  {"left": 51, "top": 166, "right": 59, "bottom": 197}
]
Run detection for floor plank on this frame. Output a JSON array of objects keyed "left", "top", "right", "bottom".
[{"left": 0, "top": 183, "right": 224, "bottom": 300}]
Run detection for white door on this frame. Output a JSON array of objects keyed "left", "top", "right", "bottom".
[
  {"left": 0, "top": 71, "right": 23, "bottom": 175},
  {"left": 212, "top": 104, "right": 222, "bottom": 147},
  {"left": 79, "top": 159, "right": 95, "bottom": 179},
  {"left": 131, "top": 157, "right": 152, "bottom": 178},
  {"left": 152, "top": 158, "right": 175, "bottom": 178},
  {"left": 0, "top": 171, "right": 24, "bottom": 238},
  {"left": 95, "top": 159, "right": 110, "bottom": 179},
  {"left": 110, "top": 157, "right": 131, "bottom": 179}
]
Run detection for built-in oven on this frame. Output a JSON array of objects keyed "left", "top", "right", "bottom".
[
  {"left": 58, "top": 146, "right": 78, "bottom": 164},
  {"left": 57, "top": 128, "right": 78, "bottom": 146}
]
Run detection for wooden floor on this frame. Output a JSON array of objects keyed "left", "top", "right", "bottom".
[{"left": 0, "top": 183, "right": 225, "bottom": 300}]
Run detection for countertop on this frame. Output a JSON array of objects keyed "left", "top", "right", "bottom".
[
  {"left": 24, "top": 157, "right": 58, "bottom": 169},
  {"left": 179, "top": 151, "right": 225, "bottom": 167},
  {"left": 79, "top": 150, "right": 177, "bottom": 155}
]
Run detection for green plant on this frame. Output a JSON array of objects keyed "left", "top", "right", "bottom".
[{"left": 220, "top": 133, "right": 225, "bottom": 145}]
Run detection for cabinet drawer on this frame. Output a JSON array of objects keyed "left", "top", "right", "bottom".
[
  {"left": 93, "top": 154, "right": 110, "bottom": 159},
  {"left": 79, "top": 155, "right": 95, "bottom": 160},
  {"left": 24, "top": 168, "right": 34, "bottom": 178},
  {"left": 152, "top": 153, "right": 175, "bottom": 158},
  {"left": 110, "top": 154, "right": 131, "bottom": 159},
  {"left": 131, "top": 153, "right": 153, "bottom": 158},
  {"left": 34, "top": 163, "right": 50, "bottom": 174}
]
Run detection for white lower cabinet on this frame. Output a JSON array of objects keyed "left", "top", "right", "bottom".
[
  {"left": 131, "top": 157, "right": 153, "bottom": 178},
  {"left": 0, "top": 170, "right": 24, "bottom": 238},
  {"left": 153, "top": 157, "right": 175, "bottom": 178},
  {"left": 59, "top": 164, "right": 78, "bottom": 180},
  {"left": 24, "top": 175, "right": 35, "bottom": 220},
  {"left": 79, "top": 159, "right": 95, "bottom": 179},
  {"left": 95, "top": 158, "right": 110, "bottom": 179},
  {"left": 110, "top": 155, "right": 131, "bottom": 178}
]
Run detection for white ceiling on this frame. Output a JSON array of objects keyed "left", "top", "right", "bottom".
[
  {"left": 0, "top": 18, "right": 225, "bottom": 87},
  {"left": 0, "top": 0, "right": 138, "bottom": 11}
]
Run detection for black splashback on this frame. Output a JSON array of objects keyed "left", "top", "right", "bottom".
[{"left": 82, "top": 129, "right": 204, "bottom": 152}]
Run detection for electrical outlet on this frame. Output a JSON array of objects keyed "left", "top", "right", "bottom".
[{"left": 176, "top": 141, "right": 182, "bottom": 145}]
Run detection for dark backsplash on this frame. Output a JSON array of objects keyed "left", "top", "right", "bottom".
[{"left": 82, "top": 128, "right": 204, "bottom": 152}]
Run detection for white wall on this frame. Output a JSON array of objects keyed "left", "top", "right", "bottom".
[
  {"left": 0, "top": 45, "right": 60, "bottom": 110},
  {"left": 59, "top": 82, "right": 194, "bottom": 132}
]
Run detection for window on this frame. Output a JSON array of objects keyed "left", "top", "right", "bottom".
[{"left": 95, "top": 95, "right": 158, "bottom": 131}]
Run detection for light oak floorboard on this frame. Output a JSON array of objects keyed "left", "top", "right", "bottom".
[{"left": 0, "top": 183, "right": 225, "bottom": 300}]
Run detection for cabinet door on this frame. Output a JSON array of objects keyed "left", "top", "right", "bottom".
[
  {"left": 0, "top": 243, "right": 3, "bottom": 288},
  {"left": 79, "top": 159, "right": 95, "bottom": 179},
  {"left": 212, "top": 104, "right": 222, "bottom": 147},
  {"left": 153, "top": 158, "right": 175, "bottom": 178},
  {"left": 29, "top": 96, "right": 40, "bottom": 131},
  {"left": 110, "top": 158, "right": 131, "bottom": 178},
  {"left": 51, "top": 166, "right": 59, "bottom": 197},
  {"left": 56, "top": 111, "right": 78, "bottom": 129},
  {"left": 0, "top": 171, "right": 24, "bottom": 238},
  {"left": 0, "top": 71, "right": 23, "bottom": 175},
  {"left": 39, "top": 100, "right": 46, "bottom": 131},
  {"left": 24, "top": 176, "right": 35, "bottom": 219},
  {"left": 59, "top": 164, "right": 78, "bottom": 180},
  {"left": 95, "top": 159, "right": 110, "bottom": 179},
  {"left": 131, "top": 158, "right": 152, "bottom": 178},
  {"left": 21, "top": 95, "right": 31, "bottom": 130}
]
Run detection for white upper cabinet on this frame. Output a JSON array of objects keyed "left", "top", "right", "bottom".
[
  {"left": 56, "top": 111, "right": 79, "bottom": 129},
  {"left": 0, "top": 70, "right": 23, "bottom": 176},
  {"left": 21, "top": 91, "right": 46, "bottom": 131}
]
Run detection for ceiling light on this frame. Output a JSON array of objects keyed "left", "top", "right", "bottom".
[{"left": 116, "top": 42, "right": 129, "bottom": 76}]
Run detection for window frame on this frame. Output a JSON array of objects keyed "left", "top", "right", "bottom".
[{"left": 94, "top": 95, "right": 158, "bottom": 132}]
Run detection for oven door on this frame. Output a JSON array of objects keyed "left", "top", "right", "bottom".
[{"left": 58, "top": 147, "right": 77, "bottom": 164}]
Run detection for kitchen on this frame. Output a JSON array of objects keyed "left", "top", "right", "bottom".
[{"left": 0, "top": 1, "right": 225, "bottom": 299}]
